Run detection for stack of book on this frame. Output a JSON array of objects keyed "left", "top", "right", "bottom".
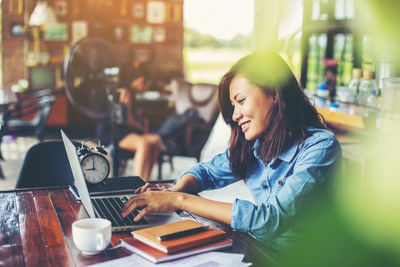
[{"left": 119, "top": 219, "right": 232, "bottom": 263}]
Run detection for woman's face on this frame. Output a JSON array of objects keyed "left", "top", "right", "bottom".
[{"left": 229, "top": 74, "right": 275, "bottom": 141}]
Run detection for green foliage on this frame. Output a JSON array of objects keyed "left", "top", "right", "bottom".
[
  {"left": 276, "top": 34, "right": 302, "bottom": 81},
  {"left": 183, "top": 48, "right": 250, "bottom": 84},
  {"left": 184, "top": 27, "right": 251, "bottom": 49},
  {"left": 228, "top": 33, "right": 252, "bottom": 48},
  {"left": 183, "top": 27, "right": 252, "bottom": 84}
]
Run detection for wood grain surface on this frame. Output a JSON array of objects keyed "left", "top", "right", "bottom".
[{"left": 0, "top": 187, "right": 275, "bottom": 266}]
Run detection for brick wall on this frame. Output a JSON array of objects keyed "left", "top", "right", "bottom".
[
  {"left": 1, "top": 0, "right": 31, "bottom": 88},
  {"left": 2, "top": 0, "right": 184, "bottom": 129},
  {"left": 2, "top": 0, "right": 184, "bottom": 90}
]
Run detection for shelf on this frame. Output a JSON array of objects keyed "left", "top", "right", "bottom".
[
  {"left": 315, "top": 98, "right": 378, "bottom": 130},
  {"left": 317, "top": 106, "right": 364, "bottom": 129}
]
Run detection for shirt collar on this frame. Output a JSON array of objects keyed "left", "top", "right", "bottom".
[
  {"left": 252, "top": 139, "right": 262, "bottom": 159},
  {"left": 253, "top": 138, "right": 299, "bottom": 163},
  {"left": 277, "top": 140, "right": 299, "bottom": 162}
]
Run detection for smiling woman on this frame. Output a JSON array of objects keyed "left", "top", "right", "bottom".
[{"left": 121, "top": 51, "right": 342, "bottom": 248}]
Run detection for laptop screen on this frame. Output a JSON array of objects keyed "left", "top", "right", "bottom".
[{"left": 61, "top": 130, "right": 96, "bottom": 218}]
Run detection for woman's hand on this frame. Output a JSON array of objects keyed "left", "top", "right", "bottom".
[
  {"left": 134, "top": 183, "right": 153, "bottom": 194},
  {"left": 134, "top": 183, "right": 176, "bottom": 194},
  {"left": 121, "top": 191, "right": 183, "bottom": 222},
  {"left": 122, "top": 176, "right": 234, "bottom": 225}
]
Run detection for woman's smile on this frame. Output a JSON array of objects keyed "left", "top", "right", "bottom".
[{"left": 239, "top": 120, "right": 251, "bottom": 133}]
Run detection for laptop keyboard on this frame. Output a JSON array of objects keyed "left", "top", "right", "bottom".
[{"left": 91, "top": 196, "right": 148, "bottom": 227}]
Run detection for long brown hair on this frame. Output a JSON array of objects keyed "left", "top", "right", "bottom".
[{"left": 218, "top": 51, "right": 326, "bottom": 179}]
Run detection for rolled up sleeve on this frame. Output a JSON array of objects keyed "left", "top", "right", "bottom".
[
  {"left": 231, "top": 135, "right": 341, "bottom": 240},
  {"left": 180, "top": 149, "right": 237, "bottom": 192}
]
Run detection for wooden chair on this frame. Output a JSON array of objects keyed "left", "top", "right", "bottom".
[{"left": 157, "top": 80, "right": 220, "bottom": 179}]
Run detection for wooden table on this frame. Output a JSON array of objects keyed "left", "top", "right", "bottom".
[{"left": 0, "top": 187, "right": 276, "bottom": 267}]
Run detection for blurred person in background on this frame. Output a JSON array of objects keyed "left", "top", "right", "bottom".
[
  {"left": 117, "top": 61, "right": 190, "bottom": 180},
  {"left": 97, "top": 60, "right": 162, "bottom": 180},
  {"left": 118, "top": 60, "right": 161, "bottom": 180}
]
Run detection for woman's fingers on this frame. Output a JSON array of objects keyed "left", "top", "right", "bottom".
[
  {"left": 134, "top": 206, "right": 154, "bottom": 222},
  {"left": 121, "top": 191, "right": 180, "bottom": 219},
  {"left": 134, "top": 183, "right": 165, "bottom": 194},
  {"left": 121, "top": 199, "right": 137, "bottom": 217},
  {"left": 134, "top": 185, "right": 145, "bottom": 194},
  {"left": 122, "top": 196, "right": 146, "bottom": 217},
  {"left": 134, "top": 183, "right": 151, "bottom": 194}
]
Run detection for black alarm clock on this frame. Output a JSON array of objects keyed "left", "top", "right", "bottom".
[{"left": 77, "top": 141, "right": 110, "bottom": 184}]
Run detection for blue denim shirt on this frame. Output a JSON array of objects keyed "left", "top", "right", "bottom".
[{"left": 181, "top": 127, "right": 341, "bottom": 240}]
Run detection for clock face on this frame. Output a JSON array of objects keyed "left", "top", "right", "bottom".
[{"left": 81, "top": 154, "right": 110, "bottom": 184}]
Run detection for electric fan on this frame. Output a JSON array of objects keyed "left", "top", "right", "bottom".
[
  {"left": 63, "top": 37, "right": 119, "bottom": 120},
  {"left": 63, "top": 37, "right": 122, "bottom": 175}
]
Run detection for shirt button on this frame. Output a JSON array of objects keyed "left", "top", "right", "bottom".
[
  {"left": 263, "top": 184, "right": 269, "bottom": 189},
  {"left": 278, "top": 180, "right": 283, "bottom": 185}
]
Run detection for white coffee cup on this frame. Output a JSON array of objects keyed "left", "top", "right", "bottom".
[{"left": 72, "top": 218, "right": 112, "bottom": 255}]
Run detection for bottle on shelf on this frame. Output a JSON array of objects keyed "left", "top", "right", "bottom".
[
  {"left": 348, "top": 68, "right": 362, "bottom": 103},
  {"left": 380, "top": 77, "right": 400, "bottom": 133},
  {"left": 357, "top": 70, "right": 377, "bottom": 106},
  {"left": 367, "top": 89, "right": 378, "bottom": 108},
  {"left": 366, "top": 88, "right": 379, "bottom": 129},
  {"left": 316, "top": 83, "right": 329, "bottom": 108}
]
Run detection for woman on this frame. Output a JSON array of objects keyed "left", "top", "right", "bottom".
[
  {"left": 121, "top": 51, "right": 341, "bottom": 241},
  {"left": 116, "top": 60, "right": 163, "bottom": 180},
  {"left": 118, "top": 132, "right": 161, "bottom": 180}
]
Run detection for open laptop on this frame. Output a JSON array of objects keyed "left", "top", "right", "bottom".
[{"left": 61, "top": 130, "right": 181, "bottom": 232}]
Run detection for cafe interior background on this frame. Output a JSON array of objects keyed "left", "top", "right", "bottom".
[{"left": 1, "top": 0, "right": 399, "bottom": 264}]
